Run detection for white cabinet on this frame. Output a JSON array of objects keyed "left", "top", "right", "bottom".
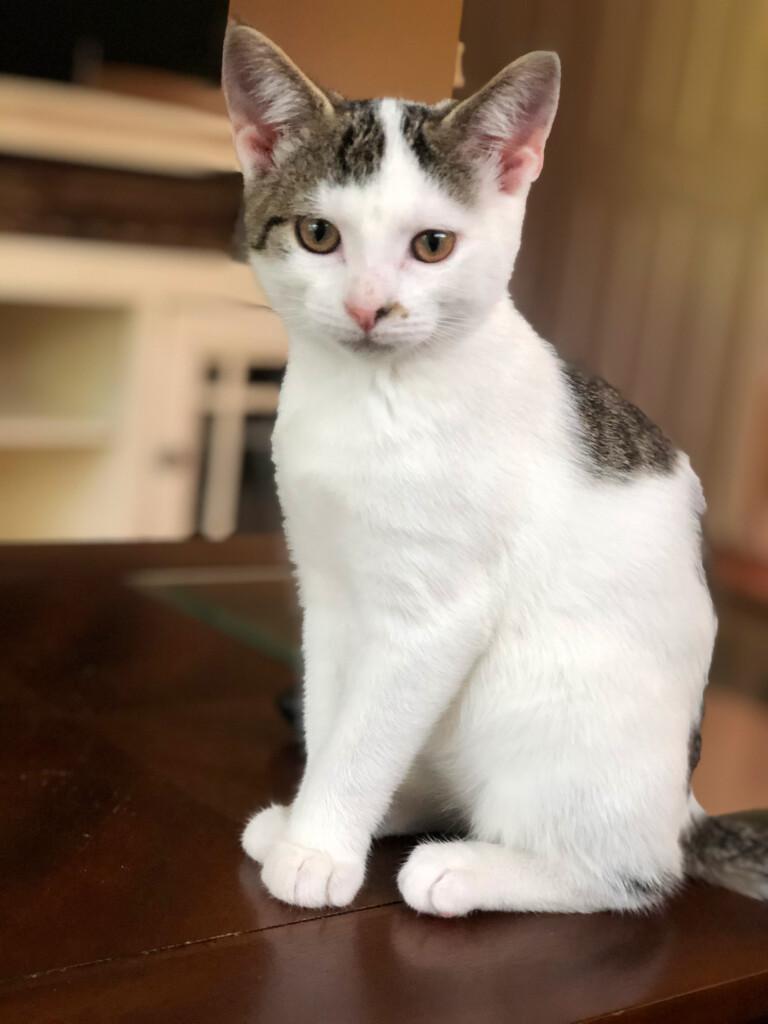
[{"left": 0, "top": 234, "right": 287, "bottom": 541}]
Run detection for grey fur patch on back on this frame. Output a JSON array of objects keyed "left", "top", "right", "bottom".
[
  {"left": 244, "top": 99, "right": 386, "bottom": 254},
  {"left": 562, "top": 364, "right": 676, "bottom": 478},
  {"left": 684, "top": 811, "right": 768, "bottom": 901}
]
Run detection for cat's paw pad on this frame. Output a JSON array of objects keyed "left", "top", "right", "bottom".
[
  {"left": 241, "top": 804, "right": 289, "bottom": 863},
  {"left": 261, "top": 840, "right": 365, "bottom": 908},
  {"left": 398, "top": 843, "right": 480, "bottom": 917}
]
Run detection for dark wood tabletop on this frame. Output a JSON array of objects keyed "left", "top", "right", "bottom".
[{"left": 1, "top": 541, "right": 767, "bottom": 1024}]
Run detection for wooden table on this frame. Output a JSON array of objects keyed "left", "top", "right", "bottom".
[{"left": 1, "top": 541, "right": 767, "bottom": 1023}]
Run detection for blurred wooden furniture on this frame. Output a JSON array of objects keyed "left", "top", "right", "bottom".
[
  {"left": 0, "top": 0, "right": 465, "bottom": 543},
  {"left": 713, "top": 548, "right": 768, "bottom": 606},
  {"left": 0, "top": 76, "right": 287, "bottom": 542},
  {"left": 1, "top": 540, "right": 768, "bottom": 1023},
  {"left": 0, "top": 74, "right": 236, "bottom": 174},
  {"left": 0, "top": 233, "right": 287, "bottom": 541}
]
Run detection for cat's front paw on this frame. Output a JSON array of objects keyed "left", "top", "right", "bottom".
[
  {"left": 398, "top": 841, "right": 479, "bottom": 917},
  {"left": 241, "top": 803, "right": 289, "bottom": 863},
  {"left": 261, "top": 839, "right": 365, "bottom": 908}
]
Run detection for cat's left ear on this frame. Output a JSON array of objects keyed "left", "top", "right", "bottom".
[
  {"left": 442, "top": 51, "right": 560, "bottom": 193},
  {"left": 222, "top": 23, "right": 335, "bottom": 179}
]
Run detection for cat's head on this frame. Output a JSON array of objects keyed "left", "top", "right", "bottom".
[{"left": 222, "top": 24, "right": 559, "bottom": 357}]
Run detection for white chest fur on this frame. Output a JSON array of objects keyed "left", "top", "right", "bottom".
[{"left": 272, "top": 335, "right": 518, "bottom": 594}]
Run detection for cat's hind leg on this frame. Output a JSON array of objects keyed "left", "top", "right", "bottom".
[{"left": 398, "top": 839, "right": 661, "bottom": 917}]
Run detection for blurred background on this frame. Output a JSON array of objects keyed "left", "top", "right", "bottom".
[{"left": 1, "top": 0, "right": 766, "bottom": 811}]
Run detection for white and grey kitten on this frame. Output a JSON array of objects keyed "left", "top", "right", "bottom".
[{"left": 222, "top": 24, "right": 767, "bottom": 916}]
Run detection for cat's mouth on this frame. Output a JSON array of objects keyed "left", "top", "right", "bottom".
[{"left": 339, "top": 333, "right": 396, "bottom": 354}]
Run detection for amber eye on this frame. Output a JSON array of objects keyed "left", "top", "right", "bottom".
[
  {"left": 411, "top": 229, "right": 456, "bottom": 263},
  {"left": 296, "top": 216, "right": 341, "bottom": 254}
]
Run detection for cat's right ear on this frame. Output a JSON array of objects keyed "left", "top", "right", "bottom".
[
  {"left": 441, "top": 51, "right": 560, "bottom": 194},
  {"left": 222, "top": 23, "right": 334, "bottom": 179}
]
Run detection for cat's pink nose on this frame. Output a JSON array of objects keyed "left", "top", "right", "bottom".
[{"left": 345, "top": 302, "right": 383, "bottom": 333}]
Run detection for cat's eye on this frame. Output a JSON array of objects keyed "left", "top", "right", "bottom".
[
  {"left": 296, "top": 216, "right": 341, "bottom": 254},
  {"left": 411, "top": 229, "right": 456, "bottom": 263}
]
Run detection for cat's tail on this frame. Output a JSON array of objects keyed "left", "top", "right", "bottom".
[{"left": 683, "top": 804, "right": 768, "bottom": 901}]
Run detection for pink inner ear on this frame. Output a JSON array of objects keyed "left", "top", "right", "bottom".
[
  {"left": 484, "top": 124, "right": 550, "bottom": 194},
  {"left": 233, "top": 120, "right": 279, "bottom": 174},
  {"left": 499, "top": 142, "right": 544, "bottom": 193}
]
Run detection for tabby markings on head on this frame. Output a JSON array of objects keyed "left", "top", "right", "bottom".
[
  {"left": 246, "top": 99, "right": 385, "bottom": 253},
  {"left": 247, "top": 98, "right": 475, "bottom": 254}
]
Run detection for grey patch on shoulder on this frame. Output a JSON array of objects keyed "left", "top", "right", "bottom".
[
  {"left": 400, "top": 101, "right": 477, "bottom": 204},
  {"left": 243, "top": 99, "right": 386, "bottom": 256},
  {"left": 562, "top": 363, "right": 676, "bottom": 478}
]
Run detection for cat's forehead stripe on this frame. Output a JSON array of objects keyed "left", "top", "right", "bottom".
[{"left": 334, "top": 101, "right": 386, "bottom": 181}]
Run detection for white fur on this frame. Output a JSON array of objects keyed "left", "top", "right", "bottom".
[{"left": 240, "top": 97, "right": 716, "bottom": 916}]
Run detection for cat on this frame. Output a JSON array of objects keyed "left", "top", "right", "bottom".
[{"left": 222, "top": 23, "right": 767, "bottom": 916}]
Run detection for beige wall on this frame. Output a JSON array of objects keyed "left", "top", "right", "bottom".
[
  {"left": 232, "top": 0, "right": 463, "bottom": 101},
  {"left": 460, "top": 0, "right": 768, "bottom": 560}
]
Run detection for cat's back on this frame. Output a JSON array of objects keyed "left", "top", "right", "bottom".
[
  {"left": 547, "top": 359, "right": 712, "bottom": 644},
  {"left": 560, "top": 363, "right": 677, "bottom": 480},
  {"left": 554, "top": 359, "right": 704, "bottom": 564}
]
